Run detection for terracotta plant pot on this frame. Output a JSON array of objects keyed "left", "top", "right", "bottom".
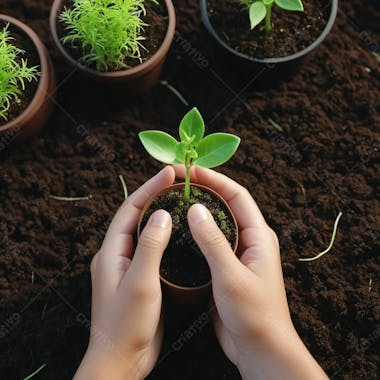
[
  {"left": 200, "top": 0, "right": 338, "bottom": 84},
  {"left": 0, "top": 15, "right": 56, "bottom": 146},
  {"left": 50, "top": 0, "right": 176, "bottom": 95},
  {"left": 137, "top": 183, "right": 239, "bottom": 313}
]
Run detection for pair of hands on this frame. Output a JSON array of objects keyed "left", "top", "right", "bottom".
[{"left": 74, "top": 166, "right": 327, "bottom": 380}]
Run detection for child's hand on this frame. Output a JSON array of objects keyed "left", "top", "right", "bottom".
[
  {"left": 174, "top": 165, "right": 328, "bottom": 380},
  {"left": 75, "top": 166, "right": 175, "bottom": 380}
]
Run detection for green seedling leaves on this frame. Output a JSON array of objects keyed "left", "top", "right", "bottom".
[
  {"left": 249, "top": 2, "right": 267, "bottom": 30},
  {"left": 275, "top": 0, "right": 304, "bottom": 11},
  {"left": 241, "top": 0, "right": 304, "bottom": 31},
  {"left": 194, "top": 133, "right": 241, "bottom": 168},
  {"left": 179, "top": 107, "right": 205, "bottom": 144},
  {"left": 175, "top": 141, "right": 187, "bottom": 163},
  {"left": 139, "top": 130, "right": 180, "bottom": 165},
  {"left": 139, "top": 108, "right": 240, "bottom": 201}
]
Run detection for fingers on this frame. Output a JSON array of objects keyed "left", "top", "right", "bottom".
[
  {"left": 92, "top": 166, "right": 175, "bottom": 295},
  {"left": 101, "top": 166, "right": 175, "bottom": 256},
  {"left": 124, "top": 210, "right": 172, "bottom": 287},
  {"left": 173, "top": 165, "right": 267, "bottom": 231},
  {"left": 174, "top": 165, "right": 276, "bottom": 268},
  {"left": 187, "top": 204, "right": 242, "bottom": 279},
  {"left": 239, "top": 226, "right": 281, "bottom": 278}
]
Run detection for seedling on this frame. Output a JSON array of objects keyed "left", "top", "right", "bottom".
[
  {"left": 239, "top": 0, "right": 304, "bottom": 32},
  {"left": 0, "top": 23, "right": 39, "bottom": 121},
  {"left": 59, "top": 0, "right": 155, "bottom": 71},
  {"left": 139, "top": 107, "right": 240, "bottom": 202}
]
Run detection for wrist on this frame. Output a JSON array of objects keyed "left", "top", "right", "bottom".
[
  {"left": 237, "top": 323, "right": 327, "bottom": 380},
  {"left": 74, "top": 345, "right": 143, "bottom": 380}
]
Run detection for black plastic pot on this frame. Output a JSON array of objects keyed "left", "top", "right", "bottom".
[{"left": 200, "top": 0, "right": 338, "bottom": 84}]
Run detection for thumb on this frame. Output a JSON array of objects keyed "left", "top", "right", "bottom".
[
  {"left": 128, "top": 210, "right": 172, "bottom": 281},
  {"left": 188, "top": 204, "right": 242, "bottom": 279}
]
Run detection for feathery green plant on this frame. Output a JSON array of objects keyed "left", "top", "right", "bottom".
[
  {"left": 239, "top": 0, "right": 304, "bottom": 33},
  {"left": 59, "top": 0, "right": 155, "bottom": 72},
  {"left": 0, "top": 23, "right": 40, "bottom": 121}
]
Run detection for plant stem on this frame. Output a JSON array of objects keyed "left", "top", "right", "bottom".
[
  {"left": 184, "top": 153, "right": 191, "bottom": 202},
  {"left": 49, "top": 195, "right": 92, "bottom": 201},
  {"left": 299, "top": 212, "right": 343, "bottom": 262},
  {"left": 119, "top": 174, "right": 128, "bottom": 200},
  {"left": 24, "top": 363, "right": 47, "bottom": 380},
  {"left": 160, "top": 80, "right": 189, "bottom": 107},
  {"left": 265, "top": 3, "right": 272, "bottom": 34}
]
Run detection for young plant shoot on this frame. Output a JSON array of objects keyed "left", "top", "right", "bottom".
[
  {"left": 139, "top": 107, "right": 240, "bottom": 202},
  {"left": 240, "top": 0, "right": 304, "bottom": 32},
  {"left": 59, "top": 0, "right": 153, "bottom": 71},
  {"left": 0, "top": 23, "right": 39, "bottom": 121}
]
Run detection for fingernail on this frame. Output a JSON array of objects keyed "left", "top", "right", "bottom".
[
  {"left": 161, "top": 165, "right": 171, "bottom": 175},
  {"left": 150, "top": 210, "right": 170, "bottom": 228},
  {"left": 189, "top": 204, "right": 209, "bottom": 225}
]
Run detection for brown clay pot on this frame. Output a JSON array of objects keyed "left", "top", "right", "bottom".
[
  {"left": 50, "top": 0, "right": 176, "bottom": 94},
  {"left": 137, "top": 183, "right": 239, "bottom": 314},
  {"left": 0, "top": 15, "right": 56, "bottom": 145}
]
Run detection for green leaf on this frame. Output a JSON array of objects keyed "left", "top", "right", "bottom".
[
  {"left": 275, "top": 0, "right": 304, "bottom": 11},
  {"left": 249, "top": 2, "right": 267, "bottom": 30},
  {"left": 188, "top": 149, "right": 198, "bottom": 159},
  {"left": 175, "top": 141, "right": 187, "bottom": 163},
  {"left": 179, "top": 107, "right": 205, "bottom": 144},
  {"left": 139, "top": 131, "right": 180, "bottom": 165},
  {"left": 193, "top": 133, "right": 240, "bottom": 168}
]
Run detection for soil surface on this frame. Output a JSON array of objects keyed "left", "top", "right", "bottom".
[
  {"left": 56, "top": 0, "right": 167, "bottom": 70},
  {"left": 208, "top": 0, "right": 328, "bottom": 58},
  {"left": 0, "top": 21, "right": 39, "bottom": 125},
  {"left": 140, "top": 186, "right": 236, "bottom": 287},
  {"left": 0, "top": 0, "right": 379, "bottom": 379}
]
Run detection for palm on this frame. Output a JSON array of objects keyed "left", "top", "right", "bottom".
[{"left": 213, "top": 310, "right": 239, "bottom": 364}]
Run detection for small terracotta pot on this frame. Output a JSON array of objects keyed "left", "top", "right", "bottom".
[
  {"left": 200, "top": 0, "right": 338, "bottom": 84},
  {"left": 50, "top": 0, "right": 176, "bottom": 94},
  {"left": 137, "top": 183, "right": 239, "bottom": 313},
  {"left": 0, "top": 15, "right": 56, "bottom": 144}
]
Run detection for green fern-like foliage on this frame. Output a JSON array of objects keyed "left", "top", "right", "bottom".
[
  {"left": 59, "top": 0, "right": 153, "bottom": 72},
  {"left": 0, "top": 24, "right": 40, "bottom": 121}
]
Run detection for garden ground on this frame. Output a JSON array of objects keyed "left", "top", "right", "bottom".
[{"left": 0, "top": 0, "right": 379, "bottom": 379}]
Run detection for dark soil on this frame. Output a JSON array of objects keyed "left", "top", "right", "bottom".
[
  {"left": 0, "top": 0, "right": 379, "bottom": 379},
  {"left": 57, "top": 0, "right": 167, "bottom": 71},
  {"left": 140, "top": 186, "right": 236, "bottom": 287},
  {"left": 208, "top": 0, "right": 328, "bottom": 58},
  {"left": 0, "top": 21, "right": 39, "bottom": 125}
]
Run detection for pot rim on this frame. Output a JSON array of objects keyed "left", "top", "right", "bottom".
[
  {"left": 49, "top": 0, "right": 176, "bottom": 78},
  {"left": 0, "top": 15, "right": 51, "bottom": 133},
  {"left": 137, "top": 182, "right": 239, "bottom": 292},
  {"left": 200, "top": 0, "right": 338, "bottom": 64}
]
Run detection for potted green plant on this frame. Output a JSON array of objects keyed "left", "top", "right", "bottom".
[
  {"left": 138, "top": 107, "right": 240, "bottom": 311},
  {"left": 200, "top": 0, "right": 338, "bottom": 81},
  {"left": 50, "top": 0, "right": 175, "bottom": 94},
  {"left": 0, "top": 15, "right": 56, "bottom": 146}
]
